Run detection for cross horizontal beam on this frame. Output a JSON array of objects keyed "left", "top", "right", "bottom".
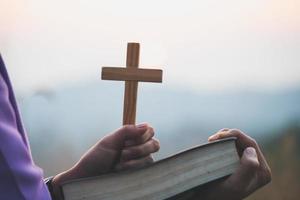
[{"left": 102, "top": 67, "right": 163, "bottom": 82}]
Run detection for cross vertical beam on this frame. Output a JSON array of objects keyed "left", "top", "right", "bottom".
[
  {"left": 101, "top": 43, "right": 163, "bottom": 126},
  {"left": 123, "top": 43, "right": 140, "bottom": 125}
]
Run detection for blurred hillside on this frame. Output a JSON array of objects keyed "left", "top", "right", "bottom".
[
  {"left": 246, "top": 124, "right": 300, "bottom": 200},
  {"left": 17, "top": 82, "right": 300, "bottom": 177}
]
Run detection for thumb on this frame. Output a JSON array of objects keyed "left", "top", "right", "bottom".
[
  {"left": 224, "top": 147, "right": 259, "bottom": 195},
  {"left": 100, "top": 123, "right": 148, "bottom": 150}
]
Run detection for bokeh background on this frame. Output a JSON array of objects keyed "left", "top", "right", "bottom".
[{"left": 1, "top": 0, "right": 300, "bottom": 199}]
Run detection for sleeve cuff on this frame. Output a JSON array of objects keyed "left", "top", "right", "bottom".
[{"left": 44, "top": 176, "right": 55, "bottom": 199}]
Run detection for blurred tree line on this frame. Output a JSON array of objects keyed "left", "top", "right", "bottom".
[{"left": 247, "top": 123, "right": 300, "bottom": 200}]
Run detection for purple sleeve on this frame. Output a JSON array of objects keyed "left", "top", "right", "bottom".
[{"left": 0, "top": 55, "right": 52, "bottom": 200}]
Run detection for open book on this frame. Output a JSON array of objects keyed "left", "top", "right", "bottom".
[{"left": 62, "top": 138, "right": 240, "bottom": 200}]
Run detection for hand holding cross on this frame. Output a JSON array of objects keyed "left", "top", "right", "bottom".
[{"left": 101, "top": 43, "right": 163, "bottom": 125}]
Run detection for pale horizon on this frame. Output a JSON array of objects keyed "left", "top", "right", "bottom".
[{"left": 1, "top": 0, "right": 300, "bottom": 94}]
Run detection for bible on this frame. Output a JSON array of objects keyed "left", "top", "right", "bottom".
[{"left": 62, "top": 137, "right": 240, "bottom": 200}]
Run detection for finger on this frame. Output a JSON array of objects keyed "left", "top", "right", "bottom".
[
  {"left": 99, "top": 123, "right": 149, "bottom": 150},
  {"left": 124, "top": 125, "right": 155, "bottom": 147},
  {"left": 124, "top": 140, "right": 136, "bottom": 147},
  {"left": 115, "top": 155, "right": 154, "bottom": 171},
  {"left": 208, "top": 128, "right": 230, "bottom": 142},
  {"left": 209, "top": 129, "right": 255, "bottom": 158},
  {"left": 205, "top": 129, "right": 271, "bottom": 199},
  {"left": 208, "top": 129, "right": 271, "bottom": 179},
  {"left": 208, "top": 128, "right": 272, "bottom": 188},
  {"left": 121, "top": 138, "right": 160, "bottom": 161},
  {"left": 222, "top": 147, "right": 259, "bottom": 198},
  {"left": 208, "top": 129, "right": 232, "bottom": 142},
  {"left": 209, "top": 129, "right": 254, "bottom": 149},
  {"left": 218, "top": 128, "right": 230, "bottom": 133},
  {"left": 138, "top": 126, "right": 155, "bottom": 144}
]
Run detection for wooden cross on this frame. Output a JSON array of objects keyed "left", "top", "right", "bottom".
[{"left": 101, "top": 43, "right": 163, "bottom": 125}]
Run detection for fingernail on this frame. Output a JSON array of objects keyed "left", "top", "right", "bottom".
[
  {"left": 136, "top": 123, "right": 148, "bottom": 129},
  {"left": 245, "top": 147, "right": 256, "bottom": 157},
  {"left": 208, "top": 134, "right": 218, "bottom": 141}
]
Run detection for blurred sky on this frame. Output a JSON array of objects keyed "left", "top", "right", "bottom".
[{"left": 1, "top": 0, "right": 300, "bottom": 94}]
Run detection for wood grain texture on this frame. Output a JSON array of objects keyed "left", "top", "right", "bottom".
[
  {"left": 102, "top": 67, "right": 163, "bottom": 82},
  {"left": 101, "top": 42, "right": 163, "bottom": 125},
  {"left": 123, "top": 43, "right": 140, "bottom": 125}
]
